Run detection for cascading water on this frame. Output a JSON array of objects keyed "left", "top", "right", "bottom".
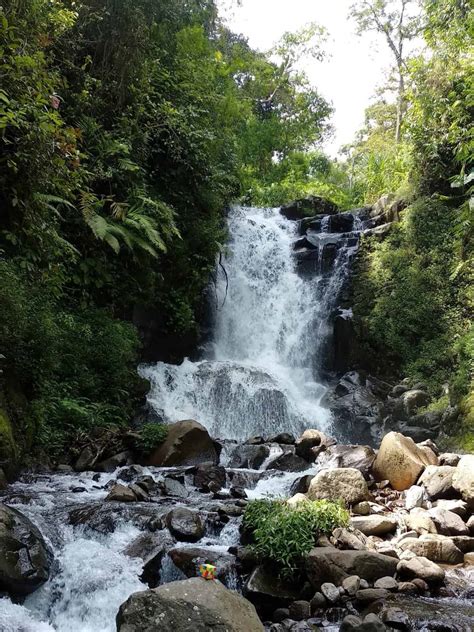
[{"left": 140, "top": 205, "right": 361, "bottom": 440}]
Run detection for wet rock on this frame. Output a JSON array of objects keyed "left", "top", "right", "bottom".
[
  {"left": 434, "top": 498, "right": 468, "bottom": 517},
  {"left": 329, "top": 213, "right": 354, "bottom": 233},
  {"left": 230, "top": 486, "right": 247, "bottom": 499},
  {"left": 306, "top": 548, "right": 398, "bottom": 589},
  {"left": 0, "top": 504, "right": 52, "bottom": 597},
  {"left": 428, "top": 507, "right": 469, "bottom": 535},
  {"left": 452, "top": 455, "right": 474, "bottom": 507},
  {"left": 193, "top": 464, "right": 226, "bottom": 492},
  {"left": 246, "top": 436, "right": 265, "bottom": 445},
  {"left": 350, "top": 516, "right": 397, "bottom": 536},
  {"left": 75, "top": 446, "right": 97, "bottom": 472},
  {"left": 449, "top": 535, "right": 474, "bottom": 553},
  {"left": 105, "top": 484, "right": 137, "bottom": 502},
  {"left": 289, "top": 600, "right": 311, "bottom": 621},
  {"left": 269, "top": 433, "right": 295, "bottom": 445},
  {"left": 340, "top": 615, "right": 363, "bottom": 631},
  {"left": 228, "top": 444, "right": 270, "bottom": 469},
  {"left": 318, "top": 444, "right": 376, "bottom": 477},
  {"left": 289, "top": 475, "right": 314, "bottom": 496},
  {"left": 147, "top": 420, "right": 218, "bottom": 467},
  {"left": 396, "top": 582, "right": 418, "bottom": 594},
  {"left": 165, "top": 507, "right": 204, "bottom": 543},
  {"left": 418, "top": 465, "right": 456, "bottom": 500},
  {"left": 281, "top": 196, "right": 338, "bottom": 220},
  {"left": 355, "top": 588, "right": 389, "bottom": 603},
  {"left": 396, "top": 556, "right": 445, "bottom": 584},
  {"left": 124, "top": 531, "right": 173, "bottom": 587},
  {"left": 273, "top": 607, "right": 290, "bottom": 623},
  {"left": 295, "top": 429, "right": 334, "bottom": 461},
  {"left": 169, "top": 547, "right": 236, "bottom": 584},
  {"left": 96, "top": 451, "right": 132, "bottom": 473},
  {"left": 373, "top": 432, "right": 437, "bottom": 491},
  {"left": 381, "top": 607, "right": 410, "bottom": 630},
  {"left": 269, "top": 451, "right": 309, "bottom": 472},
  {"left": 244, "top": 565, "right": 301, "bottom": 612},
  {"left": 310, "top": 591, "right": 326, "bottom": 611},
  {"left": 307, "top": 468, "right": 369, "bottom": 505},
  {"left": 116, "top": 577, "right": 264, "bottom": 632},
  {"left": 116, "top": 465, "right": 145, "bottom": 482},
  {"left": 161, "top": 476, "right": 188, "bottom": 498}
]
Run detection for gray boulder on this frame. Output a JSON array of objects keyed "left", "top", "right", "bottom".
[
  {"left": 307, "top": 468, "right": 369, "bottom": 505},
  {"left": 0, "top": 504, "right": 52, "bottom": 596},
  {"left": 306, "top": 547, "right": 397, "bottom": 589},
  {"left": 418, "top": 465, "right": 456, "bottom": 500},
  {"left": 116, "top": 577, "right": 264, "bottom": 631},
  {"left": 148, "top": 420, "right": 218, "bottom": 467},
  {"left": 318, "top": 444, "right": 376, "bottom": 477},
  {"left": 350, "top": 515, "right": 397, "bottom": 536},
  {"left": 166, "top": 507, "right": 204, "bottom": 542},
  {"left": 168, "top": 547, "right": 236, "bottom": 585}
]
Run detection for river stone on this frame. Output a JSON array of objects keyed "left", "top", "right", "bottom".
[
  {"left": 147, "top": 420, "right": 218, "bottom": 467},
  {"left": 428, "top": 507, "right": 469, "bottom": 535},
  {"left": 244, "top": 565, "right": 301, "bottom": 611},
  {"left": 116, "top": 577, "right": 264, "bottom": 632},
  {"left": 401, "top": 390, "right": 430, "bottom": 415},
  {"left": 374, "top": 576, "right": 398, "bottom": 591},
  {"left": 372, "top": 432, "right": 438, "bottom": 491},
  {"left": 332, "top": 527, "right": 369, "bottom": 550},
  {"left": 228, "top": 444, "right": 270, "bottom": 469},
  {"left": 165, "top": 507, "right": 204, "bottom": 542},
  {"left": 193, "top": 464, "right": 226, "bottom": 491},
  {"left": 418, "top": 465, "right": 456, "bottom": 500},
  {"left": 289, "top": 474, "right": 314, "bottom": 496},
  {"left": 439, "top": 453, "right": 460, "bottom": 467},
  {"left": 105, "top": 483, "right": 137, "bottom": 502},
  {"left": 342, "top": 575, "right": 361, "bottom": 595},
  {"left": 350, "top": 515, "right": 397, "bottom": 536},
  {"left": 452, "top": 455, "right": 474, "bottom": 507},
  {"left": 398, "top": 536, "right": 464, "bottom": 564},
  {"left": 289, "top": 600, "right": 311, "bottom": 621},
  {"left": 307, "top": 468, "right": 369, "bottom": 505},
  {"left": 161, "top": 476, "right": 188, "bottom": 498},
  {"left": 169, "top": 547, "right": 236, "bottom": 584},
  {"left": 306, "top": 547, "right": 398, "bottom": 589},
  {"left": 0, "top": 504, "right": 52, "bottom": 596},
  {"left": 269, "top": 433, "right": 295, "bottom": 445},
  {"left": 269, "top": 451, "right": 309, "bottom": 472},
  {"left": 287, "top": 493, "right": 309, "bottom": 507},
  {"left": 321, "top": 582, "right": 340, "bottom": 603},
  {"left": 434, "top": 499, "right": 468, "bottom": 517},
  {"left": 319, "top": 444, "right": 376, "bottom": 477},
  {"left": 355, "top": 588, "right": 389, "bottom": 603},
  {"left": 396, "top": 556, "right": 445, "bottom": 584},
  {"left": 124, "top": 531, "right": 173, "bottom": 587},
  {"left": 405, "top": 508, "right": 437, "bottom": 535},
  {"left": 295, "top": 429, "right": 334, "bottom": 461},
  {"left": 405, "top": 485, "right": 427, "bottom": 510}
]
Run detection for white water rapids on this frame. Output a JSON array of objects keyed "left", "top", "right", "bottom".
[{"left": 141, "top": 206, "right": 339, "bottom": 440}]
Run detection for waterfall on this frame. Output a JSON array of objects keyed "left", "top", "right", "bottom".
[{"left": 141, "top": 206, "right": 361, "bottom": 441}]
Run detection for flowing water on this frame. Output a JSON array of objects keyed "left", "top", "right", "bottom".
[{"left": 141, "top": 206, "right": 361, "bottom": 440}]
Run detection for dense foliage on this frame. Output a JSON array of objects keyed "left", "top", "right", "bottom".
[
  {"left": 0, "top": 0, "right": 332, "bottom": 461},
  {"left": 243, "top": 499, "right": 349, "bottom": 579}
]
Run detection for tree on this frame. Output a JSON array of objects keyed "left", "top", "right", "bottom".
[{"left": 350, "top": 0, "right": 423, "bottom": 142}]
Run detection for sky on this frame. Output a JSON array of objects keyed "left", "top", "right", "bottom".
[{"left": 217, "top": 0, "right": 395, "bottom": 156}]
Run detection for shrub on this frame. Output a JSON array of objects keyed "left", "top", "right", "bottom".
[
  {"left": 136, "top": 422, "right": 168, "bottom": 454},
  {"left": 243, "top": 499, "right": 349, "bottom": 579}
]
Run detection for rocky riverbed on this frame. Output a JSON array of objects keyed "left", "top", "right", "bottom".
[{"left": 0, "top": 421, "right": 473, "bottom": 631}]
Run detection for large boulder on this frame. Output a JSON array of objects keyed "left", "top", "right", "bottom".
[
  {"left": 165, "top": 508, "right": 204, "bottom": 543},
  {"left": 227, "top": 444, "right": 270, "bottom": 469},
  {"left": 398, "top": 535, "right": 463, "bottom": 565},
  {"left": 318, "top": 445, "right": 376, "bottom": 477},
  {"left": 168, "top": 547, "right": 236, "bottom": 586},
  {"left": 116, "top": 577, "right": 264, "bottom": 632},
  {"left": 147, "top": 420, "right": 217, "bottom": 467},
  {"left": 0, "top": 504, "right": 52, "bottom": 596},
  {"left": 372, "top": 432, "right": 437, "bottom": 491},
  {"left": 307, "top": 468, "right": 369, "bottom": 505},
  {"left": 452, "top": 455, "right": 474, "bottom": 507},
  {"left": 418, "top": 465, "right": 456, "bottom": 500},
  {"left": 125, "top": 531, "right": 173, "bottom": 587},
  {"left": 193, "top": 464, "right": 226, "bottom": 492},
  {"left": 396, "top": 556, "right": 445, "bottom": 584},
  {"left": 268, "top": 451, "right": 309, "bottom": 472},
  {"left": 428, "top": 507, "right": 469, "bottom": 536},
  {"left": 306, "top": 548, "right": 398, "bottom": 589}
]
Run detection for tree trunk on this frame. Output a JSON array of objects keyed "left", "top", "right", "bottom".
[{"left": 395, "top": 66, "right": 405, "bottom": 143}]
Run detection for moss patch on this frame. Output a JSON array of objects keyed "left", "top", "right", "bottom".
[{"left": 0, "top": 406, "right": 18, "bottom": 468}]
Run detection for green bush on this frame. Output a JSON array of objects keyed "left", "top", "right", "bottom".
[
  {"left": 135, "top": 422, "right": 168, "bottom": 454},
  {"left": 243, "top": 499, "right": 349, "bottom": 579}
]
